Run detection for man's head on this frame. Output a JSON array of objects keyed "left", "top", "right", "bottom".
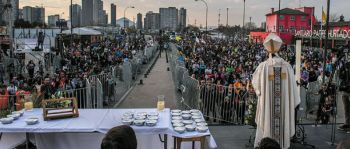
[
  {"left": 258, "top": 138, "right": 281, "bottom": 149},
  {"left": 101, "top": 125, "right": 137, "bottom": 149},
  {"left": 44, "top": 78, "right": 50, "bottom": 85}
]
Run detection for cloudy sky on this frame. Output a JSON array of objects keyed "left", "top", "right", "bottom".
[{"left": 19, "top": 0, "right": 350, "bottom": 26}]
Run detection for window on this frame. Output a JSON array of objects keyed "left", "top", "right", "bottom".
[
  {"left": 290, "top": 26, "right": 296, "bottom": 30},
  {"left": 279, "top": 15, "right": 284, "bottom": 20},
  {"left": 301, "top": 26, "right": 305, "bottom": 30},
  {"left": 290, "top": 16, "right": 295, "bottom": 20},
  {"left": 279, "top": 26, "right": 284, "bottom": 32},
  {"left": 301, "top": 16, "right": 306, "bottom": 20}
]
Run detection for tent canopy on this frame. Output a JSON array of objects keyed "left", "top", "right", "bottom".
[{"left": 62, "top": 27, "right": 102, "bottom": 36}]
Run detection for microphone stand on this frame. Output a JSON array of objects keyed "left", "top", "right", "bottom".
[{"left": 293, "top": 82, "right": 315, "bottom": 148}]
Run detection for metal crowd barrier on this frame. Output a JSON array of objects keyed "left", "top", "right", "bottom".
[
  {"left": 0, "top": 43, "right": 159, "bottom": 110},
  {"left": 168, "top": 43, "right": 256, "bottom": 125}
]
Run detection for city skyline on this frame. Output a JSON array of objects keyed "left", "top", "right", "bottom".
[{"left": 18, "top": 0, "right": 350, "bottom": 26}]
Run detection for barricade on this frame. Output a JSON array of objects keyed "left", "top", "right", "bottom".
[{"left": 168, "top": 43, "right": 256, "bottom": 125}]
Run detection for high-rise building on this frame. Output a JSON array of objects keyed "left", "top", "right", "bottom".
[
  {"left": 22, "top": 6, "right": 45, "bottom": 24},
  {"left": 137, "top": 13, "right": 143, "bottom": 29},
  {"left": 48, "top": 14, "right": 59, "bottom": 27},
  {"left": 159, "top": 7, "right": 178, "bottom": 31},
  {"left": 111, "top": 4, "right": 116, "bottom": 26},
  {"left": 81, "top": 0, "right": 94, "bottom": 26},
  {"left": 31, "top": 6, "right": 45, "bottom": 24},
  {"left": 178, "top": 7, "right": 187, "bottom": 30},
  {"left": 22, "top": 6, "right": 32, "bottom": 23},
  {"left": 70, "top": 4, "right": 81, "bottom": 27},
  {"left": 144, "top": 11, "right": 160, "bottom": 30}
]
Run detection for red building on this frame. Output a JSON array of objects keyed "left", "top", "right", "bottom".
[{"left": 251, "top": 7, "right": 316, "bottom": 44}]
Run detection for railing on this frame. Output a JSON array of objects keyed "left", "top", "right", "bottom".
[
  {"left": 168, "top": 43, "right": 257, "bottom": 125},
  {"left": 0, "top": 43, "right": 159, "bottom": 111}
]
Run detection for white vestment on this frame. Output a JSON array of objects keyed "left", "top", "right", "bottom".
[{"left": 252, "top": 56, "right": 301, "bottom": 149}]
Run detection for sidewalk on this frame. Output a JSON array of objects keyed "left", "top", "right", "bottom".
[{"left": 116, "top": 51, "right": 177, "bottom": 109}]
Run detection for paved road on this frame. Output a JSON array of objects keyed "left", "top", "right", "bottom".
[{"left": 117, "top": 51, "right": 177, "bottom": 109}]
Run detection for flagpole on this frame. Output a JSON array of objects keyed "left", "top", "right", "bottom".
[
  {"left": 322, "top": 0, "right": 331, "bottom": 84},
  {"left": 320, "top": 6, "right": 323, "bottom": 49}
]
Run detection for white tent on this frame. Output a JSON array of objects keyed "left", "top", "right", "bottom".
[{"left": 62, "top": 27, "right": 102, "bottom": 36}]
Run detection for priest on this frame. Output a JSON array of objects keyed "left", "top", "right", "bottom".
[{"left": 252, "top": 33, "right": 300, "bottom": 149}]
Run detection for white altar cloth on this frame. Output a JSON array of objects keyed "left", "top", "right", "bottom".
[{"left": 0, "top": 108, "right": 217, "bottom": 149}]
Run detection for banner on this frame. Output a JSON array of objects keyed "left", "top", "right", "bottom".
[{"left": 295, "top": 30, "right": 350, "bottom": 39}]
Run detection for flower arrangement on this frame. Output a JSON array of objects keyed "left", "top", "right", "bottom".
[{"left": 245, "top": 95, "right": 257, "bottom": 127}]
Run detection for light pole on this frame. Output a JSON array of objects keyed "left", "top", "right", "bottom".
[
  {"left": 226, "top": 8, "right": 229, "bottom": 27},
  {"left": 70, "top": 0, "right": 73, "bottom": 47},
  {"left": 243, "top": 0, "right": 246, "bottom": 28},
  {"left": 194, "top": 0, "right": 208, "bottom": 35},
  {"left": 124, "top": 6, "right": 135, "bottom": 28}
]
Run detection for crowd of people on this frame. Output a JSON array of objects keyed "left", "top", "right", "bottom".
[
  {"left": 174, "top": 35, "right": 340, "bottom": 125},
  {"left": 0, "top": 35, "right": 150, "bottom": 110}
]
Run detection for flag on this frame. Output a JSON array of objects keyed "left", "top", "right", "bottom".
[{"left": 322, "top": 7, "right": 327, "bottom": 25}]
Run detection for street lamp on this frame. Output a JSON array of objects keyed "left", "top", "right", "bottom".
[
  {"left": 124, "top": 6, "right": 135, "bottom": 28},
  {"left": 194, "top": 0, "right": 208, "bottom": 35}
]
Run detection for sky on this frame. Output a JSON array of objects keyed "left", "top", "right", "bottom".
[{"left": 19, "top": 0, "right": 350, "bottom": 27}]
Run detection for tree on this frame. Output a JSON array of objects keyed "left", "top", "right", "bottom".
[
  {"left": 329, "top": 13, "right": 339, "bottom": 22},
  {"left": 244, "top": 22, "right": 257, "bottom": 30}
]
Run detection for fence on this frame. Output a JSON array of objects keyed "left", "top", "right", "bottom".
[
  {"left": 168, "top": 43, "right": 257, "bottom": 125},
  {"left": 0, "top": 43, "right": 159, "bottom": 111}
]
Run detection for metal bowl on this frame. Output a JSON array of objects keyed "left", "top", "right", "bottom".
[
  {"left": 136, "top": 112, "right": 147, "bottom": 116},
  {"left": 0, "top": 117, "right": 14, "bottom": 124},
  {"left": 182, "top": 114, "right": 192, "bottom": 120},
  {"left": 12, "top": 111, "right": 24, "bottom": 117},
  {"left": 171, "top": 109, "right": 182, "bottom": 113},
  {"left": 185, "top": 125, "right": 196, "bottom": 132},
  {"left": 147, "top": 112, "right": 159, "bottom": 117},
  {"left": 171, "top": 112, "right": 181, "bottom": 116},
  {"left": 133, "top": 120, "right": 145, "bottom": 126},
  {"left": 122, "top": 119, "right": 133, "bottom": 125},
  {"left": 194, "top": 119, "right": 205, "bottom": 123},
  {"left": 134, "top": 116, "right": 146, "bottom": 120},
  {"left": 25, "top": 117, "right": 39, "bottom": 125},
  {"left": 192, "top": 115, "right": 202, "bottom": 120},
  {"left": 145, "top": 120, "right": 157, "bottom": 127},
  {"left": 148, "top": 116, "right": 159, "bottom": 120},
  {"left": 172, "top": 120, "right": 182, "bottom": 124},
  {"left": 182, "top": 120, "right": 194, "bottom": 125},
  {"left": 182, "top": 110, "right": 191, "bottom": 114},
  {"left": 191, "top": 112, "right": 202, "bottom": 116},
  {"left": 196, "top": 126, "right": 209, "bottom": 133},
  {"left": 190, "top": 109, "right": 200, "bottom": 114},
  {"left": 173, "top": 122, "right": 185, "bottom": 127},
  {"left": 174, "top": 126, "right": 186, "bottom": 134},
  {"left": 172, "top": 116, "right": 182, "bottom": 120},
  {"left": 196, "top": 122, "right": 208, "bottom": 127},
  {"left": 7, "top": 114, "right": 20, "bottom": 120}
]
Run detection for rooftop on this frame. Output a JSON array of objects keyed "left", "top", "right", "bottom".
[{"left": 266, "top": 8, "right": 308, "bottom": 16}]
